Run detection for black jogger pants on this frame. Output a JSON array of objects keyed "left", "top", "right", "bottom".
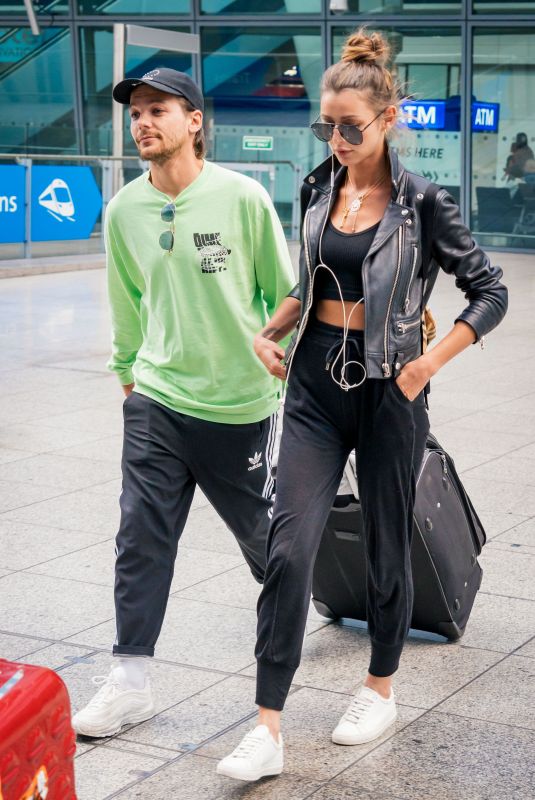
[
  {"left": 255, "top": 320, "right": 429, "bottom": 710},
  {"left": 113, "top": 391, "right": 276, "bottom": 657}
]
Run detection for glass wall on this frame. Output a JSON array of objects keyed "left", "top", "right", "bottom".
[
  {"left": 328, "top": 0, "right": 460, "bottom": 15},
  {"left": 201, "top": 26, "right": 324, "bottom": 233},
  {"left": 1, "top": 0, "right": 68, "bottom": 12},
  {"left": 79, "top": 26, "right": 193, "bottom": 154},
  {"left": 77, "top": 0, "right": 190, "bottom": 13},
  {"left": 472, "top": 0, "right": 535, "bottom": 12},
  {"left": 333, "top": 26, "right": 462, "bottom": 202},
  {"left": 472, "top": 28, "right": 535, "bottom": 249},
  {"left": 1, "top": 3, "right": 534, "bottom": 252},
  {"left": 0, "top": 27, "right": 76, "bottom": 154},
  {"left": 200, "top": 0, "right": 322, "bottom": 13}
]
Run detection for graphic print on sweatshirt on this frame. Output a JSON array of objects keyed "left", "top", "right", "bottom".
[{"left": 193, "top": 232, "right": 232, "bottom": 273}]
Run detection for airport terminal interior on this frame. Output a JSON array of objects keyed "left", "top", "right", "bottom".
[
  {"left": 1, "top": 2, "right": 535, "bottom": 799},
  {"left": 1, "top": 1, "right": 535, "bottom": 259},
  {"left": 1, "top": 253, "right": 534, "bottom": 799}
]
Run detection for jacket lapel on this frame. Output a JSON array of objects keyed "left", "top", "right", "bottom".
[
  {"left": 303, "top": 151, "right": 409, "bottom": 266},
  {"left": 304, "top": 164, "right": 345, "bottom": 267}
]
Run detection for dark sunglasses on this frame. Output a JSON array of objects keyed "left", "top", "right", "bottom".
[
  {"left": 310, "top": 108, "right": 387, "bottom": 146},
  {"left": 159, "top": 202, "right": 175, "bottom": 253}
]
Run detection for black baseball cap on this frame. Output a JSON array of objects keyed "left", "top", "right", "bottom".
[{"left": 113, "top": 67, "right": 204, "bottom": 112}]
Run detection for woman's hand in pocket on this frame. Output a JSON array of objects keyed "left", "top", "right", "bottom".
[{"left": 395, "top": 353, "right": 437, "bottom": 401}]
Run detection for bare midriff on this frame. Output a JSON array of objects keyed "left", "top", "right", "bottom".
[
  {"left": 315, "top": 299, "right": 365, "bottom": 330},
  {"left": 311, "top": 175, "right": 390, "bottom": 331}
]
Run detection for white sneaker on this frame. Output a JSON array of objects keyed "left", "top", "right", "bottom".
[
  {"left": 332, "top": 685, "right": 397, "bottom": 745},
  {"left": 72, "top": 668, "right": 156, "bottom": 738},
  {"left": 216, "top": 724, "right": 283, "bottom": 782}
]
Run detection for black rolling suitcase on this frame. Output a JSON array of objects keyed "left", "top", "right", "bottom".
[{"left": 312, "top": 433, "right": 486, "bottom": 641}]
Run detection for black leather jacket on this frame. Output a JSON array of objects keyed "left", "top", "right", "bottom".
[{"left": 285, "top": 148, "right": 508, "bottom": 379}]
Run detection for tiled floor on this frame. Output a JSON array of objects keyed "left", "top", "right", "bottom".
[{"left": 0, "top": 252, "right": 534, "bottom": 799}]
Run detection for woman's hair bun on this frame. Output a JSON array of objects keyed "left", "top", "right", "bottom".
[{"left": 341, "top": 29, "right": 390, "bottom": 68}]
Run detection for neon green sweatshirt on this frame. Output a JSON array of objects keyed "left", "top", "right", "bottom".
[{"left": 106, "top": 160, "right": 295, "bottom": 424}]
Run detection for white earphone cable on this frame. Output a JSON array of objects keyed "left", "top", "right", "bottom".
[
  {"left": 314, "top": 157, "right": 367, "bottom": 391},
  {"left": 285, "top": 158, "right": 367, "bottom": 393}
]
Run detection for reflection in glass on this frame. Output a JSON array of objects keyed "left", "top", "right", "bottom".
[
  {"left": 473, "top": 0, "right": 535, "bottom": 13},
  {"left": 328, "top": 0, "right": 460, "bottom": 16},
  {"left": 0, "top": 27, "right": 76, "bottom": 154},
  {"left": 79, "top": 27, "right": 193, "bottom": 155},
  {"left": 1, "top": 0, "right": 68, "bottom": 12},
  {"left": 78, "top": 0, "right": 190, "bottom": 12},
  {"left": 472, "top": 29, "right": 535, "bottom": 249},
  {"left": 201, "top": 0, "right": 321, "bottom": 13},
  {"left": 333, "top": 27, "right": 462, "bottom": 198},
  {"left": 201, "top": 26, "right": 323, "bottom": 236}
]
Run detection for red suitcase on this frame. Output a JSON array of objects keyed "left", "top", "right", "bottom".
[{"left": 0, "top": 659, "right": 77, "bottom": 800}]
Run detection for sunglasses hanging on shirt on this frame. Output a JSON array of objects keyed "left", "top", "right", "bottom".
[{"left": 159, "top": 202, "right": 176, "bottom": 254}]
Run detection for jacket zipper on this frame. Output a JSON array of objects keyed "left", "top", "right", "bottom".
[
  {"left": 402, "top": 245, "right": 418, "bottom": 313},
  {"left": 396, "top": 318, "right": 421, "bottom": 334},
  {"left": 382, "top": 223, "right": 404, "bottom": 377}
]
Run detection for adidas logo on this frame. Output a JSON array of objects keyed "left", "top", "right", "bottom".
[{"left": 248, "top": 451, "right": 263, "bottom": 471}]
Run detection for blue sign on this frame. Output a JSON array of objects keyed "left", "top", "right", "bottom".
[
  {"left": 400, "top": 101, "right": 446, "bottom": 130},
  {"left": 472, "top": 102, "right": 500, "bottom": 133},
  {"left": 31, "top": 166, "right": 102, "bottom": 242},
  {"left": 0, "top": 165, "right": 26, "bottom": 244},
  {"left": 400, "top": 98, "right": 500, "bottom": 133}
]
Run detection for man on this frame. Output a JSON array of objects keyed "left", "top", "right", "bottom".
[
  {"left": 504, "top": 132, "right": 535, "bottom": 180},
  {"left": 72, "top": 68, "right": 295, "bottom": 737}
]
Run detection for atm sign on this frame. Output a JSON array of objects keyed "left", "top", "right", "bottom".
[
  {"left": 472, "top": 102, "right": 500, "bottom": 132},
  {"left": 401, "top": 101, "right": 446, "bottom": 130},
  {"left": 400, "top": 99, "right": 500, "bottom": 133}
]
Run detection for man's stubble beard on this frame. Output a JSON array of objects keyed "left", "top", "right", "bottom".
[{"left": 137, "top": 137, "right": 184, "bottom": 166}]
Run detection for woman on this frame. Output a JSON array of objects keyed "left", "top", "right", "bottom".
[{"left": 217, "top": 29, "right": 507, "bottom": 782}]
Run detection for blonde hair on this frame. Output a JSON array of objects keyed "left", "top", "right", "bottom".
[{"left": 321, "top": 28, "right": 400, "bottom": 121}]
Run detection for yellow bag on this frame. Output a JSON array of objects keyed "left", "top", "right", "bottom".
[{"left": 422, "top": 305, "right": 437, "bottom": 352}]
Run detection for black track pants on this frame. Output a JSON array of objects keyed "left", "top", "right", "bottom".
[
  {"left": 255, "top": 320, "right": 429, "bottom": 710},
  {"left": 113, "top": 392, "right": 276, "bottom": 657}
]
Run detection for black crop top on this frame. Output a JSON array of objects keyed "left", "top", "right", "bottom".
[{"left": 314, "top": 219, "right": 380, "bottom": 302}]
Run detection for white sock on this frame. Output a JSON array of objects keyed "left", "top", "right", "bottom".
[{"left": 112, "top": 657, "right": 149, "bottom": 690}]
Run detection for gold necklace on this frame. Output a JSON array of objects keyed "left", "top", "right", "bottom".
[{"left": 341, "top": 171, "right": 387, "bottom": 232}]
